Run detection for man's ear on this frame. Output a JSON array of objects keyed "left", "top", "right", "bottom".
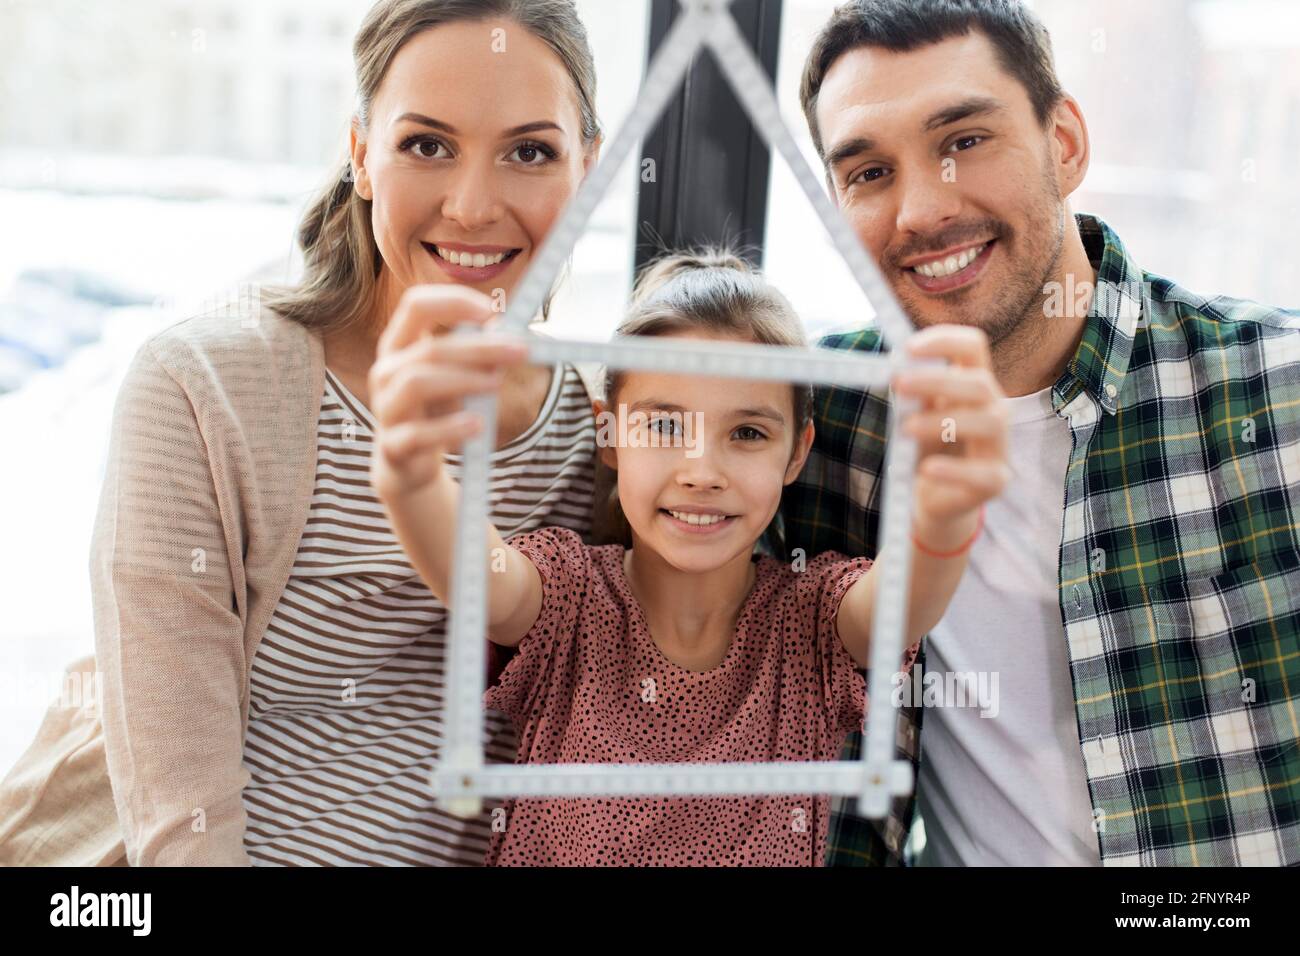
[
  {"left": 1050, "top": 95, "right": 1090, "bottom": 200},
  {"left": 784, "top": 420, "right": 816, "bottom": 484},
  {"left": 349, "top": 116, "right": 374, "bottom": 202},
  {"left": 593, "top": 398, "right": 617, "bottom": 470}
]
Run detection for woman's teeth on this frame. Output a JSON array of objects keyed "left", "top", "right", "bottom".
[
  {"left": 911, "top": 242, "right": 987, "bottom": 278},
  {"left": 667, "top": 510, "right": 729, "bottom": 526},
  {"left": 434, "top": 246, "right": 511, "bottom": 268}
]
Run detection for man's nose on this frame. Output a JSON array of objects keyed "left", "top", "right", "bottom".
[{"left": 893, "top": 162, "right": 963, "bottom": 238}]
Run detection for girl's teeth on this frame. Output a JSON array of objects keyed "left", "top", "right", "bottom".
[
  {"left": 913, "top": 243, "right": 986, "bottom": 278},
  {"left": 668, "top": 510, "right": 728, "bottom": 526},
  {"left": 435, "top": 246, "right": 509, "bottom": 267}
]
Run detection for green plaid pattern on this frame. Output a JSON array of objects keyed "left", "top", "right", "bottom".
[{"left": 779, "top": 214, "right": 1300, "bottom": 866}]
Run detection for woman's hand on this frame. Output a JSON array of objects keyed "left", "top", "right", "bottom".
[
  {"left": 891, "top": 325, "right": 1011, "bottom": 551},
  {"left": 369, "top": 285, "right": 529, "bottom": 500}
]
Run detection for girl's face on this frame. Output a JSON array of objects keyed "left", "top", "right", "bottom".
[
  {"left": 350, "top": 19, "right": 599, "bottom": 304},
  {"left": 598, "top": 331, "right": 815, "bottom": 574}
]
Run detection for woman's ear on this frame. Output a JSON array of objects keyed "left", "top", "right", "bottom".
[
  {"left": 783, "top": 420, "right": 816, "bottom": 485},
  {"left": 349, "top": 116, "right": 374, "bottom": 201},
  {"left": 581, "top": 133, "right": 603, "bottom": 177}
]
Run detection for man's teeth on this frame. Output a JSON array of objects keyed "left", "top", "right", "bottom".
[
  {"left": 434, "top": 246, "right": 510, "bottom": 268},
  {"left": 912, "top": 242, "right": 987, "bottom": 278},
  {"left": 667, "top": 510, "right": 729, "bottom": 526}
]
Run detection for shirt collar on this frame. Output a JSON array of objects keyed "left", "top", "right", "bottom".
[{"left": 1054, "top": 213, "right": 1147, "bottom": 415}]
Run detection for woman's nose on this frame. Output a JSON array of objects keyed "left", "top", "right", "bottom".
[{"left": 440, "top": 162, "right": 504, "bottom": 231}]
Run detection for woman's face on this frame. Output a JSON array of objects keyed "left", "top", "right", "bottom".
[
  {"left": 599, "top": 331, "right": 815, "bottom": 575},
  {"left": 351, "top": 19, "right": 598, "bottom": 308}
]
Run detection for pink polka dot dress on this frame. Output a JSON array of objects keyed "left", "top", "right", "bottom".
[{"left": 483, "top": 527, "right": 920, "bottom": 866}]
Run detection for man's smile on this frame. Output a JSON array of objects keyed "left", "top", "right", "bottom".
[{"left": 902, "top": 238, "right": 998, "bottom": 294}]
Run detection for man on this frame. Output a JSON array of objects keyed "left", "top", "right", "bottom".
[{"left": 781, "top": 0, "right": 1300, "bottom": 866}]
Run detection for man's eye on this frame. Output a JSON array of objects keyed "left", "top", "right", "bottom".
[
  {"left": 950, "top": 135, "right": 984, "bottom": 152},
  {"left": 852, "top": 166, "right": 888, "bottom": 185}
]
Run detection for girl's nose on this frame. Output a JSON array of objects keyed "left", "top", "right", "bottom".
[{"left": 675, "top": 461, "right": 727, "bottom": 492}]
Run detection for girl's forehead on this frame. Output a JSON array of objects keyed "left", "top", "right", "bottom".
[{"left": 617, "top": 369, "right": 793, "bottom": 417}]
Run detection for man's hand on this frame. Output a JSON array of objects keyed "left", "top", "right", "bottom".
[{"left": 891, "top": 325, "right": 1011, "bottom": 551}]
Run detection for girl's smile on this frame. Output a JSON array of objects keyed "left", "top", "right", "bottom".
[{"left": 659, "top": 507, "right": 742, "bottom": 535}]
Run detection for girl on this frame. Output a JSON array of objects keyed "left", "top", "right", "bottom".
[{"left": 371, "top": 249, "right": 1010, "bottom": 865}]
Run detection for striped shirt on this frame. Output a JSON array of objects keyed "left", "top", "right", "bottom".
[{"left": 240, "top": 362, "right": 596, "bottom": 866}]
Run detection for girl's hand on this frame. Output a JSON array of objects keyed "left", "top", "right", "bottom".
[
  {"left": 891, "top": 325, "right": 1010, "bottom": 549},
  {"left": 369, "top": 285, "right": 529, "bottom": 500}
]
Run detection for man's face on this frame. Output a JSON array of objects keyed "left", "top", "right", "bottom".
[{"left": 815, "top": 31, "right": 1069, "bottom": 343}]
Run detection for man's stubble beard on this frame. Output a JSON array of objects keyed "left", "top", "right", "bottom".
[{"left": 893, "top": 151, "right": 1067, "bottom": 359}]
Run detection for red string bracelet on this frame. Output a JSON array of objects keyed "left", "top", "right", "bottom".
[{"left": 911, "top": 505, "right": 985, "bottom": 559}]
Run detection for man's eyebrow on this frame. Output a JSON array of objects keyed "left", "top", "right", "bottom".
[
  {"left": 825, "top": 136, "right": 876, "bottom": 171},
  {"left": 921, "top": 96, "right": 1007, "bottom": 132},
  {"left": 823, "top": 96, "right": 1007, "bottom": 170},
  {"left": 394, "top": 112, "right": 565, "bottom": 138}
]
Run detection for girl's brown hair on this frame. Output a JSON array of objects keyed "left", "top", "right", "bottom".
[
  {"left": 596, "top": 246, "right": 814, "bottom": 547},
  {"left": 265, "top": 0, "right": 601, "bottom": 334}
]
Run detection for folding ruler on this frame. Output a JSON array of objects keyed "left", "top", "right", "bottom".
[{"left": 433, "top": 0, "right": 926, "bottom": 821}]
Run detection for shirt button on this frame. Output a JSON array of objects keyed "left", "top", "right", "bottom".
[
  {"left": 1072, "top": 585, "right": 1083, "bottom": 610},
  {"left": 1104, "top": 383, "right": 1118, "bottom": 399}
]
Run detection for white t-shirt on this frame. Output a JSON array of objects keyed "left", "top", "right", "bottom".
[{"left": 915, "top": 384, "right": 1102, "bottom": 866}]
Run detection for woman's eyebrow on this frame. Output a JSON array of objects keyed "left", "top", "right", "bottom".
[{"left": 394, "top": 112, "right": 564, "bottom": 137}]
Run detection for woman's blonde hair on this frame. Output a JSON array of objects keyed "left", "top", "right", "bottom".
[
  {"left": 597, "top": 246, "right": 813, "bottom": 548},
  {"left": 265, "top": 0, "right": 601, "bottom": 334}
]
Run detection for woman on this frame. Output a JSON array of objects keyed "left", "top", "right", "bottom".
[{"left": 5, "top": 0, "right": 607, "bottom": 866}]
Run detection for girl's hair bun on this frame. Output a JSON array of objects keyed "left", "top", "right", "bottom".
[{"left": 630, "top": 245, "right": 754, "bottom": 308}]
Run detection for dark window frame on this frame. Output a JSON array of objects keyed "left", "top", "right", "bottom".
[{"left": 633, "top": 0, "right": 784, "bottom": 273}]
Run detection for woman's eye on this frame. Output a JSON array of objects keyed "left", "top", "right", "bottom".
[
  {"left": 733, "top": 426, "right": 765, "bottom": 442},
  {"left": 510, "top": 141, "right": 556, "bottom": 166},
  {"left": 402, "top": 136, "right": 448, "bottom": 160}
]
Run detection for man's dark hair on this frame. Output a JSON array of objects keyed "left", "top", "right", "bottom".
[{"left": 800, "top": 0, "right": 1065, "bottom": 160}]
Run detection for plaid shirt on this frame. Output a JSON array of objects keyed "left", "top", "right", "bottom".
[{"left": 780, "top": 214, "right": 1300, "bottom": 866}]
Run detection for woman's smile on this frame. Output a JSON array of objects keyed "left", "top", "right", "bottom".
[{"left": 423, "top": 240, "right": 523, "bottom": 282}]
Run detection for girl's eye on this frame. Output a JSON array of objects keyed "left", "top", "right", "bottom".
[
  {"left": 733, "top": 425, "right": 765, "bottom": 442},
  {"left": 649, "top": 417, "right": 682, "bottom": 437},
  {"left": 401, "top": 135, "right": 448, "bottom": 160},
  {"left": 510, "top": 141, "right": 557, "bottom": 166}
]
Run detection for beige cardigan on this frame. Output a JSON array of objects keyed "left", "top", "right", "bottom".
[{"left": 0, "top": 304, "right": 605, "bottom": 866}]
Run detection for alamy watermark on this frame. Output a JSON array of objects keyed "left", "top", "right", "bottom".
[{"left": 594, "top": 405, "right": 705, "bottom": 458}]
